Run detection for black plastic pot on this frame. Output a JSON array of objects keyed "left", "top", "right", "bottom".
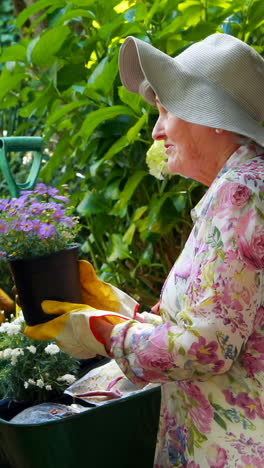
[{"left": 9, "top": 245, "right": 82, "bottom": 326}]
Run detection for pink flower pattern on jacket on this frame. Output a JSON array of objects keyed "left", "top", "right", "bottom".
[{"left": 111, "top": 144, "right": 264, "bottom": 467}]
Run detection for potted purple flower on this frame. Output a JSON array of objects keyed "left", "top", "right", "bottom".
[{"left": 0, "top": 183, "right": 81, "bottom": 325}]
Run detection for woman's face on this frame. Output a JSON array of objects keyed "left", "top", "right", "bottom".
[{"left": 152, "top": 100, "right": 237, "bottom": 186}]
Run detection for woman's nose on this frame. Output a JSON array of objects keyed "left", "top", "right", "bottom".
[{"left": 152, "top": 117, "right": 165, "bottom": 141}]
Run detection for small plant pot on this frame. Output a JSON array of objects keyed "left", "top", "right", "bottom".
[{"left": 9, "top": 245, "right": 82, "bottom": 326}]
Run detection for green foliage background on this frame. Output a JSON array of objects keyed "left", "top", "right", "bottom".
[{"left": 0, "top": 0, "right": 263, "bottom": 306}]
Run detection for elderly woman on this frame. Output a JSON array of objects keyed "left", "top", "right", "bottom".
[{"left": 26, "top": 34, "right": 264, "bottom": 467}]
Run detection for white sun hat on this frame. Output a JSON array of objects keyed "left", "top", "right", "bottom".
[{"left": 118, "top": 33, "right": 264, "bottom": 146}]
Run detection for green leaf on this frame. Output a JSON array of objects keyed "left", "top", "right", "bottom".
[
  {"left": 16, "top": 0, "right": 65, "bottom": 27},
  {"left": 26, "top": 36, "right": 39, "bottom": 63},
  {"left": 88, "top": 135, "right": 129, "bottom": 170},
  {"left": 75, "top": 106, "right": 135, "bottom": 144},
  {"left": 214, "top": 412, "right": 227, "bottom": 430},
  {"left": 134, "top": 3, "right": 148, "bottom": 21},
  {"left": 144, "top": 193, "right": 173, "bottom": 231},
  {"left": 132, "top": 206, "right": 148, "bottom": 221},
  {"left": 127, "top": 113, "right": 148, "bottom": 142},
  {"left": 46, "top": 100, "right": 90, "bottom": 126},
  {"left": 118, "top": 86, "right": 144, "bottom": 113},
  {"left": 70, "top": 0, "right": 97, "bottom": 6},
  {"left": 172, "top": 193, "right": 187, "bottom": 212},
  {"left": 139, "top": 243, "right": 154, "bottom": 265},
  {"left": 104, "top": 178, "right": 121, "bottom": 200},
  {"left": 256, "top": 206, "right": 264, "bottom": 220},
  {"left": 155, "top": 15, "right": 187, "bottom": 40},
  {"left": 182, "top": 22, "right": 220, "bottom": 41},
  {"left": 0, "top": 45, "right": 27, "bottom": 63},
  {"left": 207, "top": 226, "right": 223, "bottom": 248},
  {"left": 0, "top": 94, "right": 18, "bottom": 110},
  {"left": 178, "top": 346, "right": 186, "bottom": 356},
  {"left": 111, "top": 171, "right": 147, "bottom": 217},
  {"left": 19, "top": 85, "right": 54, "bottom": 118},
  {"left": 30, "top": 26, "right": 71, "bottom": 68},
  {"left": 0, "top": 72, "right": 25, "bottom": 101},
  {"left": 107, "top": 234, "right": 132, "bottom": 262},
  {"left": 248, "top": 0, "right": 264, "bottom": 30},
  {"left": 54, "top": 8, "right": 95, "bottom": 25},
  {"left": 87, "top": 54, "right": 118, "bottom": 95},
  {"left": 40, "top": 137, "right": 69, "bottom": 181},
  {"left": 123, "top": 224, "right": 136, "bottom": 245},
  {"left": 77, "top": 192, "right": 108, "bottom": 215},
  {"left": 57, "top": 64, "right": 88, "bottom": 91}
]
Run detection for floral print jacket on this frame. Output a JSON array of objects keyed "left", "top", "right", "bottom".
[{"left": 111, "top": 144, "right": 264, "bottom": 468}]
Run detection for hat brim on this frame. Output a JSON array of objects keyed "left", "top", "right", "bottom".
[{"left": 119, "top": 36, "right": 264, "bottom": 147}]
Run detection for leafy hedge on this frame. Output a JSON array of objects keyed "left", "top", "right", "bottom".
[{"left": 0, "top": 0, "right": 263, "bottom": 305}]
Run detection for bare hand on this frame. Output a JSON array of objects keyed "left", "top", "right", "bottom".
[{"left": 151, "top": 300, "right": 160, "bottom": 315}]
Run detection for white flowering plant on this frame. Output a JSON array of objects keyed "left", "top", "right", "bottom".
[
  {"left": 0, "top": 312, "right": 80, "bottom": 402},
  {"left": 0, "top": 183, "right": 80, "bottom": 261},
  {"left": 146, "top": 140, "right": 171, "bottom": 180}
]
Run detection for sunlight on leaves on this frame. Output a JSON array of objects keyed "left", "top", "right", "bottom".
[{"left": 114, "top": 1, "right": 133, "bottom": 13}]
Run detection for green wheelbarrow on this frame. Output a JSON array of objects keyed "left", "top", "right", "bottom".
[{"left": 0, "top": 386, "right": 161, "bottom": 468}]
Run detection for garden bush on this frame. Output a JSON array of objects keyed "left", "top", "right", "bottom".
[{"left": 0, "top": 0, "right": 263, "bottom": 306}]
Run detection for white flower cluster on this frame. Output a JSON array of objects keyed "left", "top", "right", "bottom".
[
  {"left": 0, "top": 313, "right": 24, "bottom": 336},
  {"left": 0, "top": 347, "right": 24, "bottom": 365},
  {"left": 0, "top": 313, "right": 38, "bottom": 366},
  {"left": 0, "top": 312, "right": 79, "bottom": 401},
  {"left": 23, "top": 373, "right": 76, "bottom": 390},
  {"left": 24, "top": 378, "right": 52, "bottom": 391},
  {"left": 27, "top": 345, "right": 37, "bottom": 354},
  {"left": 57, "top": 374, "right": 76, "bottom": 385},
  {"left": 146, "top": 140, "right": 170, "bottom": 180},
  {"left": 44, "top": 343, "right": 60, "bottom": 355}
]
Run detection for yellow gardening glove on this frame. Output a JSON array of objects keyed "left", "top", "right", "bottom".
[
  {"left": 78, "top": 259, "right": 139, "bottom": 318},
  {"left": 24, "top": 260, "right": 138, "bottom": 358},
  {"left": 0, "top": 287, "right": 15, "bottom": 316},
  {"left": 24, "top": 300, "right": 130, "bottom": 359}
]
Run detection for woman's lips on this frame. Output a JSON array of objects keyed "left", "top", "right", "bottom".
[{"left": 165, "top": 145, "right": 174, "bottom": 155}]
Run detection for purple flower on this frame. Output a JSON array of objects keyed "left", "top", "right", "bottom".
[
  {"left": 0, "top": 221, "right": 8, "bottom": 233},
  {"left": 11, "top": 219, "right": 22, "bottom": 230},
  {"left": 31, "top": 220, "right": 41, "bottom": 232},
  {"left": 223, "top": 389, "right": 264, "bottom": 419},
  {"left": 20, "top": 220, "right": 33, "bottom": 232},
  {"left": 0, "top": 251, "right": 6, "bottom": 258},
  {"left": 47, "top": 187, "right": 59, "bottom": 197},
  {"left": 34, "top": 183, "right": 48, "bottom": 194},
  {"left": 45, "top": 202, "right": 58, "bottom": 210},
  {"left": 10, "top": 196, "right": 27, "bottom": 209},
  {"left": 188, "top": 336, "right": 220, "bottom": 364},
  {"left": 0, "top": 183, "right": 78, "bottom": 260},
  {"left": 52, "top": 207, "right": 65, "bottom": 222},
  {"left": 53, "top": 194, "right": 70, "bottom": 203},
  {"left": 64, "top": 217, "right": 74, "bottom": 227},
  {"left": 20, "top": 190, "right": 33, "bottom": 195},
  {"left": 29, "top": 202, "right": 45, "bottom": 215},
  {"left": 39, "top": 223, "right": 56, "bottom": 238},
  {"left": 0, "top": 199, "right": 10, "bottom": 210}
]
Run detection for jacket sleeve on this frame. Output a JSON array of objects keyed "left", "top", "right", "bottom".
[{"left": 110, "top": 180, "right": 263, "bottom": 386}]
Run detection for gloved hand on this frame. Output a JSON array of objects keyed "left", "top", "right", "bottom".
[
  {"left": 78, "top": 260, "right": 139, "bottom": 318},
  {"left": 0, "top": 287, "right": 14, "bottom": 314},
  {"left": 24, "top": 259, "right": 139, "bottom": 358},
  {"left": 24, "top": 300, "right": 130, "bottom": 359}
]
